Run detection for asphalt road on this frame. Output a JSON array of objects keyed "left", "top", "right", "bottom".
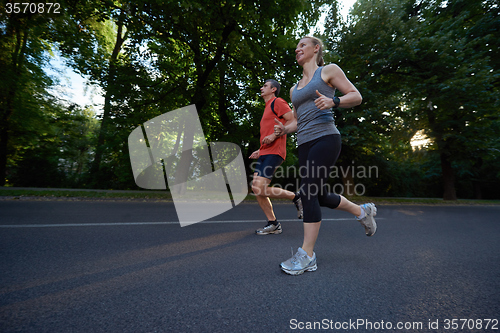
[{"left": 1, "top": 199, "right": 499, "bottom": 333}]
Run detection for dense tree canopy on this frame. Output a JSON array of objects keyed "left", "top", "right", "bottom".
[
  {"left": 1, "top": 0, "right": 498, "bottom": 199},
  {"left": 323, "top": 0, "right": 499, "bottom": 199}
]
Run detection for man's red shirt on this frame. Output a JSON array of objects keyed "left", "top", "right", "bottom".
[{"left": 259, "top": 97, "right": 291, "bottom": 160}]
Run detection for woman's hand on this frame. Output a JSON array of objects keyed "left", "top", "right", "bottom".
[{"left": 314, "top": 90, "right": 335, "bottom": 110}]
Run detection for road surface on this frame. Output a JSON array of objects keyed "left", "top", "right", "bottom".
[{"left": 1, "top": 199, "right": 499, "bottom": 332}]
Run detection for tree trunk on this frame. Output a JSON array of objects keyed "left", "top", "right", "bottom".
[
  {"left": 341, "top": 164, "right": 356, "bottom": 197},
  {"left": 427, "top": 101, "right": 457, "bottom": 201},
  {"left": 472, "top": 180, "right": 482, "bottom": 200},
  {"left": 440, "top": 152, "right": 457, "bottom": 200},
  {"left": 90, "top": 17, "right": 127, "bottom": 179},
  {"left": 218, "top": 55, "right": 230, "bottom": 131}
]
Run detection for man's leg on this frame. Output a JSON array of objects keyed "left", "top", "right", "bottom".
[
  {"left": 252, "top": 173, "right": 276, "bottom": 221},
  {"left": 252, "top": 173, "right": 296, "bottom": 220}
]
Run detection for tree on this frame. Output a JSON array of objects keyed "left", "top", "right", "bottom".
[
  {"left": 0, "top": 1, "right": 61, "bottom": 186},
  {"left": 9, "top": 101, "right": 98, "bottom": 187},
  {"left": 53, "top": 0, "right": 327, "bottom": 189},
  {"left": 54, "top": 0, "right": 135, "bottom": 186},
  {"left": 321, "top": 1, "right": 401, "bottom": 195},
  {"left": 327, "top": 0, "right": 499, "bottom": 200}
]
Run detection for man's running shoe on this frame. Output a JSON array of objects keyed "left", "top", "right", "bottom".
[
  {"left": 293, "top": 194, "right": 304, "bottom": 219},
  {"left": 356, "top": 203, "right": 377, "bottom": 236},
  {"left": 256, "top": 222, "right": 282, "bottom": 235},
  {"left": 280, "top": 247, "right": 317, "bottom": 275}
]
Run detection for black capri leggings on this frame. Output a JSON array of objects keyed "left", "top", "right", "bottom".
[{"left": 298, "top": 134, "right": 342, "bottom": 223}]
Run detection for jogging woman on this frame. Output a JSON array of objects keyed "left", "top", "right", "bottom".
[{"left": 274, "top": 36, "right": 377, "bottom": 275}]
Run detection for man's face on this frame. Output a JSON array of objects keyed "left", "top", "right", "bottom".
[{"left": 260, "top": 82, "right": 276, "bottom": 98}]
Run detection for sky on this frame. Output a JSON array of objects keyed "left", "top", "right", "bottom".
[
  {"left": 46, "top": 0, "right": 357, "bottom": 111},
  {"left": 45, "top": 53, "right": 104, "bottom": 111}
]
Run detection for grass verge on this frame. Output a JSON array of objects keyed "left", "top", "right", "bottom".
[{"left": 0, "top": 187, "right": 172, "bottom": 201}]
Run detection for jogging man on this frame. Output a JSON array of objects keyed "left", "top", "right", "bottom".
[{"left": 249, "top": 79, "right": 303, "bottom": 235}]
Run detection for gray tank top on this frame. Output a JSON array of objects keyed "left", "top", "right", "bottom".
[{"left": 292, "top": 66, "right": 340, "bottom": 146}]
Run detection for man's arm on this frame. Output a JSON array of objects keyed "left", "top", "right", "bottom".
[
  {"left": 281, "top": 108, "right": 295, "bottom": 128},
  {"left": 262, "top": 97, "right": 296, "bottom": 144}
]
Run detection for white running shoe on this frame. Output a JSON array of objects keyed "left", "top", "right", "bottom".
[
  {"left": 256, "top": 222, "right": 282, "bottom": 235},
  {"left": 293, "top": 194, "right": 304, "bottom": 219},
  {"left": 356, "top": 203, "right": 377, "bottom": 236},
  {"left": 280, "top": 247, "right": 317, "bottom": 275}
]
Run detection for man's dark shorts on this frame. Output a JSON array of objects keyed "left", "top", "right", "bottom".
[{"left": 253, "top": 154, "right": 284, "bottom": 180}]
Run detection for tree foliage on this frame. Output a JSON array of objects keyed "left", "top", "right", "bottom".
[
  {"left": 0, "top": 1, "right": 71, "bottom": 186},
  {"left": 323, "top": 0, "right": 500, "bottom": 199},
  {"left": 1, "top": 0, "right": 499, "bottom": 199}
]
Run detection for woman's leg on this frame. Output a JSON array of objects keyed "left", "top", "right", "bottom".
[
  {"left": 308, "top": 135, "right": 375, "bottom": 235},
  {"left": 335, "top": 195, "right": 362, "bottom": 216},
  {"left": 298, "top": 135, "right": 342, "bottom": 257},
  {"left": 301, "top": 222, "right": 321, "bottom": 257}
]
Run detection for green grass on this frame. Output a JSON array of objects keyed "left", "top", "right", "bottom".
[
  {"left": 0, "top": 187, "right": 172, "bottom": 200},
  {"left": 0, "top": 187, "right": 499, "bottom": 205}
]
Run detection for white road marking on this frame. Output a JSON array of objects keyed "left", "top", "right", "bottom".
[{"left": 0, "top": 218, "right": 381, "bottom": 228}]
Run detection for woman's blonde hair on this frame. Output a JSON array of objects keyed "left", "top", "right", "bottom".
[{"left": 303, "top": 36, "right": 325, "bottom": 66}]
